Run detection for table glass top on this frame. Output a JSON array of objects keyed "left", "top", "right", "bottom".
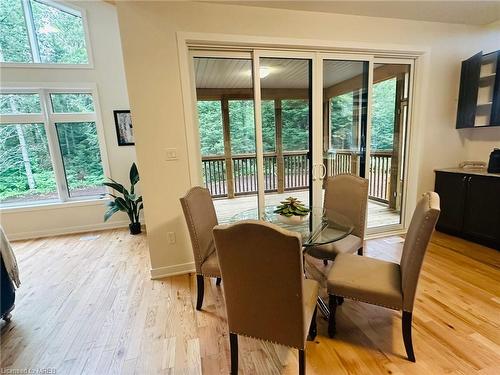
[{"left": 229, "top": 206, "right": 353, "bottom": 246}]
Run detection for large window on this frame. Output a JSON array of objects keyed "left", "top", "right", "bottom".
[
  {"left": 0, "top": 90, "right": 107, "bottom": 206},
  {"left": 0, "top": 0, "right": 89, "bottom": 64}
]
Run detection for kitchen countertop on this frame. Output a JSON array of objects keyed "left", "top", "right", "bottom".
[{"left": 435, "top": 168, "right": 500, "bottom": 178}]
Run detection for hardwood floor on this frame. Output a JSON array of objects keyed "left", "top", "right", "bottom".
[{"left": 1, "top": 229, "right": 499, "bottom": 374}]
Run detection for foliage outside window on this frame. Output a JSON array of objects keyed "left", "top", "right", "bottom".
[
  {"left": 0, "top": 91, "right": 106, "bottom": 206},
  {"left": 282, "top": 99, "right": 309, "bottom": 151},
  {"left": 0, "top": 0, "right": 89, "bottom": 64},
  {"left": 55, "top": 122, "right": 105, "bottom": 198},
  {"left": 330, "top": 92, "right": 355, "bottom": 150},
  {"left": 330, "top": 79, "right": 397, "bottom": 152},
  {"left": 197, "top": 101, "right": 224, "bottom": 156},
  {"left": 0, "top": 123, "right": 58, "bottom": 204},
  {"left": 229, "top": 100, "right": 256, "bottom": 155},
  {"left": 371, "top": 78, "right": 396, "bottom": 151}
]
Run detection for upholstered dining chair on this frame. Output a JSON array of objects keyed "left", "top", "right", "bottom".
[
  {"left": 306, "top": 174, "right": 368, "bottom": 264},
  {"left": 326, "top": 192, "right": 440, "bottom": 362},
  {"left": 180, "top": 186, "right": 221, "bottom": 311},
  {"left": 213, "top": 221, "right": 319, "bottom": 375}
]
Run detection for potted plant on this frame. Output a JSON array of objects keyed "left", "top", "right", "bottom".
[
  {"left": 103, "top": 163, "right": 144, "bottom": 235},
  {"left": 274, "top": 197, "right": 310, "bottom": 225}
]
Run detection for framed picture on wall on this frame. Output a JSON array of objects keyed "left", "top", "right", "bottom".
[{"left": 113, "top": 110, "right": 134, "bottom": 146}]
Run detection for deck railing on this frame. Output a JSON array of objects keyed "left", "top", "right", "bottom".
[
  {"left": 326, "top": 150, "right": 392, "bottom": 203},
  {"left": 202, "top": 150, "right": 392, "bottom": 203}
]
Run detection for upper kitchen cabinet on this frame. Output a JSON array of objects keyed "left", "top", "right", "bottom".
[{"left": 456, "top": 50, "right": 500, "bottom": 128}]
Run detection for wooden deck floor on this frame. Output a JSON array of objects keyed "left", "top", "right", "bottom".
[
  {"left": 213, "top": 190, "right": 400, "bottom": 228},
  {"left": 1, "top": 229, "right": 499, "bottom": 374}
]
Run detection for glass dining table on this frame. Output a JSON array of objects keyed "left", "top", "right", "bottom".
[{"left": 229, "top": 205, "right": 354, "bottom": 316}]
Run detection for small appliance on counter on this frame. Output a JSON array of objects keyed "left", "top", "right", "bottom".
[{"left": 487, "top": 148, "right": 500, "bottom": 173}]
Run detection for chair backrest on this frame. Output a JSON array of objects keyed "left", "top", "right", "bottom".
[
  {"left": 324, "top": 174, "right": 369, "bottom": 239},
  {"left": 180, "top": 186, "right": 218, "bottom": 274},
  {"left": 400, "top": 192, "right": 440, "bottom": 312},
  {"left": 213, "top": 220, "right": 307, "bottom": 349}
]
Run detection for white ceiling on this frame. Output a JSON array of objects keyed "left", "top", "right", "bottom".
[
  {"left": 194, "top": 58, "right": 365, "bottom": 89},
  {"left": 210, "top": 1, "right": 500, "bottom": 26}
]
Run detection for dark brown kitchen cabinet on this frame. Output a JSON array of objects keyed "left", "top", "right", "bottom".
[{"left": 434, "top": 170, "right": 500, "bottom": 249}]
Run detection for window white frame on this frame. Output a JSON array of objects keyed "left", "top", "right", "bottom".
[
  {"left": 0, "top": 0, "right": 94, "bottom": 68},
  {"left": 0, "top": 84, "right": 110, "bottom": 208}
]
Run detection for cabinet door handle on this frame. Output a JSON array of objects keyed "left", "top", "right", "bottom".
[{"left": 462, "top": 176, "right": 467, "bottom": 183}]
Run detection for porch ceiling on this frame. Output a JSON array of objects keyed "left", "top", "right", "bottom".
[{"left": 194, "top": 58, "right": 366, "bottom": 89}]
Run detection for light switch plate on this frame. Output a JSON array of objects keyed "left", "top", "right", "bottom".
[{"left": 165, "top": 148, "right": 178, "bottom": 161}]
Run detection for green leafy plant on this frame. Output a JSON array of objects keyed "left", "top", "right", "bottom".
[
  {"left": 274, "top": 197, "right": 310, "bottom": 217},
  {"left": 103, "top": 163, "right": 144, "bottom": 228}
]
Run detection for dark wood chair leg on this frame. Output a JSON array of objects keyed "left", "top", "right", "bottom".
[
  {"left": 298, "top": 349, "right": 305, "bottom": 375},
  {"left": 402, "top": 311, "right": 416, "bottom": 362},
  {"left": 336, "top": 296, "right": 344, "bottom": 305},
  {"left": 323, "top": 259, "right": 328, "bottom": 266},
  {"left": 308, "top": 306, "right": 317, "bottom": 340},
  {"left": 357, "top": 247, "right": 363, "bottom": 256},
  {"left": 328, "top": 295, "right": 338, "bottom": 338},
  {"left": 196, "top": 275, "right": 204, "bottom": 311},
  {"left": 216, "top": 277, "right": 222, "bottom": 286},
  {"left": 230, "top": 333, "right": 238, "bottom": 374}
]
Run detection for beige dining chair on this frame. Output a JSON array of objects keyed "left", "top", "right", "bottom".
[
  {"left": 306, "top": 174, "right": 368, "bottom": 265},
  {"left": 180, "top": 186, "right": 221, "bottom": 311},
  {"left": 326, "top": 192, "right": 440, "bottom": 362},
  {"left": 213, "top": 220, "right": 319, "bottom": 375}
]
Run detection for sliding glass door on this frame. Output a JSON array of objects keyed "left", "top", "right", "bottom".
[
  {"left": 256, "top": 54, "right": 313, "bottom": 218},
  {"left": 192, "top": 54, "right": 259, "bottom": 221},
  {"left": 190, "top": 50, "right": 413, "bottom": 232},
  {"left": 368, "top": 61, "right": 412, "bottom": 229}
]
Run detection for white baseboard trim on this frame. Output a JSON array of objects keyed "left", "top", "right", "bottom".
[
  {"left": 8, "top": 220, "right": 132, "bottom": 241},
  {"left": 150, "top": 262, "right": 195, "bottom": 279}
]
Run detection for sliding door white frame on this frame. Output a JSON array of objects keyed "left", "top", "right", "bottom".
[
  {"left": 178, "top": 32, "right": 427, "bottom": 235},
  {"left": 187, "top": 50, "right": 253, "bottom": 188},
  {"left": 368, "top": 57, "right": 416, "bottom": 234},
  {"left": 253, "top": 50, "right": 315, "bottom": 218},
  {"left": 314, "top": 53, "right": 374, "bottom": 218}
]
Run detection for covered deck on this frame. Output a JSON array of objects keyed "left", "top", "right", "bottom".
[
  {"left": 213, "top": 190, "right": 400, "bottom": 227},
  {"left": 194, "top": 58, "right": 407, "bottom": 229}
]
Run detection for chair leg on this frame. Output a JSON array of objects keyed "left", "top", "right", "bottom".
[
  {"left": 402, "top": 311, "right": 416, "bottom": 362},
  {"left": 357, "top": 247, "right": 363, "bottom": 256},
  {"left": 196, "top": 275, "right": 204, "bottom": 311},
  {"left": 216, "top": 277, "right": 222, "bottom": 286},
  {"left": 336, "top": 296, "right": 344, "bottom": 305},
  {"left": 308, "top": 306, "right": 317, "bottom": 340},
  {"left": 328, "top": 295, "right": 338, "bottom": 338},
  {"left": 323, "top": 259, "right": 328, "bottom": 266},
  {"left": 230, "top": 333, "right": 238, "bottom": 374},
  {"left": 298, "top": 349, "right": 305, "bottom": 375}
]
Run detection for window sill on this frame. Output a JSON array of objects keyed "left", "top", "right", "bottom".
[
  {"left": 0, "top": 62, "right": 94, "bottom": 69},
  {"left": 0, "top": 197, "right": 110, "bottom": 214}
]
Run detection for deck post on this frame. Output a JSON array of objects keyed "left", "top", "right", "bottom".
[
  {"left": 389, "top": 76, "right": 404, "bottom": 209},
  {"left": 275, "top": 99, "right": 285, "bottom": 193},
  {"left": 222, "top": 98, "right": 235, "bottom": 198}
]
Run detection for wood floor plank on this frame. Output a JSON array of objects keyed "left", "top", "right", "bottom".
[{"left": 1, "top": 229, "right": 499, "bottom": 374}]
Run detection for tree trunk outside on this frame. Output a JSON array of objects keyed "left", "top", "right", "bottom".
[{"left": 9, "top": 96, "right": 36, "bottom": 190}]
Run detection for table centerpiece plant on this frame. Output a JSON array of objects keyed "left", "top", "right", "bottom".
[
  {"left": 103, "top": 163, "right": 144, "bottom": 235},
  {"left": 274, "top": 196, "right": 311, "bottom": 225}
]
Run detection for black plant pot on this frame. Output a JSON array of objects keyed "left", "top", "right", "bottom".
[{"left": 129, "top": 222, "right": 142, "bottom": 235}]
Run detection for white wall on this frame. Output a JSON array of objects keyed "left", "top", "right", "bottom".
[
  {"left": 0, "top": 1, "right": 136, "bottom": 240},
  {"left": 114, "top": 1, "right": 498, "bottom": 278},
  {"left": 461, "top": 20, "right": 500, "bottom": 162}
]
